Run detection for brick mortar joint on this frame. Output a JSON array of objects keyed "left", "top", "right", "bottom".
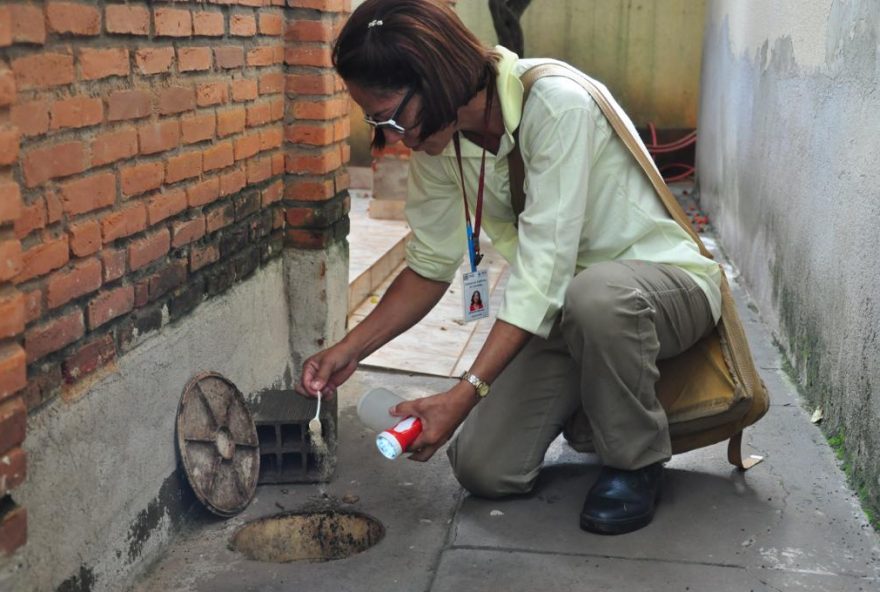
[
  {"left": 26, "top": 198, "right": 282, "bottom": 293},
  {"left": 283, "top": 65, "right": 341, "bottom": 74},
  {"left": 14, "top": 190, "right": 283, "bottom": 304},
  {"left": 285, "top": 8, "right": 349, "bottom": 19},
  {"left": 20, "top": 226, "right": 287, "bottom": 406},
  {"left": 14, "top": 147, "right": 284, "bottom": 211},
  {"left": 281, "top": 189, "right": 347, "bottom": 208},
  {"left": 283, "top": 216, "right": 349, "bottom": 248},
  {"left": 282, "top": 139, "right": 347, "bottom": 149},
  {"left": 0, "top": 339, "right": 24, "bottom": 354}
]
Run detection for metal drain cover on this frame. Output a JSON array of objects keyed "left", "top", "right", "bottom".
[{"left": 177, "top": 372, "right": 259, "bottom": 517}]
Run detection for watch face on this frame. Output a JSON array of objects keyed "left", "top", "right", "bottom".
[{"left": 462, "top": 372, "right": 489, "bottom": 397}]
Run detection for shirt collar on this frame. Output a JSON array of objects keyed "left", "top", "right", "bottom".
[
  {"left": 494, "top": 45, "right": 524, "bottom": 148},
  {"left": 441, "top": 45, "right": 523, "bottom": 159}
]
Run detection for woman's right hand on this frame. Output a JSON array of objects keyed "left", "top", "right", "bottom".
[
  {"left": 296, "top": 343, "right": 359, "bottom": 399},
  {"left": 295, "top": 267, "right": 450, "bottom": 400}
]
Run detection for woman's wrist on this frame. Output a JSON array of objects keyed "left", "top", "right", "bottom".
[
  {"left": 450, "top": 379, "right": 482, "bottom": 408},
  {"left": 337, "top": 333, "right": 366, "bottom": 362}
]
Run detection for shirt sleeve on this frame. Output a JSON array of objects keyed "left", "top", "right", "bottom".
[
  {"left": 497, "top": 80, "right": 611, "bottom": 338},
  {"left": 404, "top": 152, "right": 466, "bottom": 283}
]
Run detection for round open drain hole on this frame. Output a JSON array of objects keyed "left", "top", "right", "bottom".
[{"left": 230, "top": 511, "right": 385, "bottom": 563}]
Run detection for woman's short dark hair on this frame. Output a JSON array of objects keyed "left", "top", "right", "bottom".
[{"left": 333, "top": 0, "right": 499, "bottom": 149}]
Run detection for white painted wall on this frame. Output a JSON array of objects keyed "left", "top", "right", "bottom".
[{"left": 698, "top": 0, "right": 880, "bottom": 509}]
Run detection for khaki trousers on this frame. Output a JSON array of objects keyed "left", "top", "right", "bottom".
[{"left": 447, "top": 260, "right": 715, "bottom": 498}]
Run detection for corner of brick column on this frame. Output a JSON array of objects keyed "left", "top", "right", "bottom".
[
  {"left": 283, "top": 0, "right": 352, "bottom": 250},
  {"left": 0, "top": 33, "right": 29, "bottom": 558},
  {"left": 282, "top": 0, "right": 352, "bottom": 384}
]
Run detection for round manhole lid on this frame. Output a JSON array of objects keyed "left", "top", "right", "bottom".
[{"left": 177, "top": 372, "right": 259, "bottom": 517}]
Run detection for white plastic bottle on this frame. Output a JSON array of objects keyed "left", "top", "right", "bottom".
[{"left": 357, "top": 388, "right": 423, "bottom": 459}]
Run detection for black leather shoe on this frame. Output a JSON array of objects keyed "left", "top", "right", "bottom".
[{"left": 580, "top": 462, "right": 664, "bottom": 535}]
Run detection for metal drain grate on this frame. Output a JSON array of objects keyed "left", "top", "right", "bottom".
[{"left": 251, "top": 390, "right": 335, "bottom": 484}]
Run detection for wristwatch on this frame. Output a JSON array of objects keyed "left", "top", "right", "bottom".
[{"left": 460, "top": 371, "right": 490, "bottom": 398}]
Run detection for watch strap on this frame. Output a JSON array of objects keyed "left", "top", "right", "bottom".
[{"left": 460, "top": 371, "right": 490, "bottom": 398}]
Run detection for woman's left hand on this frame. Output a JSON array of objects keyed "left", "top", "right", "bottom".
[{"left": 391, "top": 385, "right": 479, "bottom": 462}]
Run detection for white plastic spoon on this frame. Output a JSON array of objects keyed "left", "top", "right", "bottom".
[{"left": 308, "top": 390, "right": 322, "bottom": 438}]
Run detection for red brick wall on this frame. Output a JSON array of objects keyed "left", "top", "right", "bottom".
[
  {"left": 0, "top": 2, "right": 29, "bottom": 559},
  {"left": 284, "top": 0, "right": 350, "bottom": 248},
  {"left": 0, "top": 0, "right": 351, "bottom": 557}
]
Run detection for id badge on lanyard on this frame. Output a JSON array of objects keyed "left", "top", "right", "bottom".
[
  {"left": 454, "top": 133, "right": 490, "bottom": 323},
  {"left": 462, "top": 268, "right": 489, "bottom": 322}
]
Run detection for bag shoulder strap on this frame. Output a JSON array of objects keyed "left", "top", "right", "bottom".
[
  {"left": 508, "top": 63, "right": 711, "bottom": 260},
  {"left": 508, "top": 131, "right": 527, "bottom": 223},
  {"left": 509, "top": 64, "right": 768, "bottom": 471}
]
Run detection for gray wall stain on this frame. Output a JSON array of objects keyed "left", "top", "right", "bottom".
[
  {"left": 50, "top": 472, "right": 198, "bottom": 592},
  {"left": 126, "top": 472, "right": 195, "bottom": 565},
  {"left": 698, "top": 1, "right": 880, "bottom": 522},
  {"left": 56, "top": 566, "right": 96, "bottom": 592}
]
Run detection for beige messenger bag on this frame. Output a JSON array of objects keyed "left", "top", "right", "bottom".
[{"left": 508, "top": 63, "right": 769, "bottom": 469}]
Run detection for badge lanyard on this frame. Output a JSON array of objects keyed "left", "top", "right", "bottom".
[
  {"left": 452, "top": 78, "right": 493, "bottom": 273},
  {"left": 453, "top": 79, "right": 494, "bottom": 323},
  {"left": 453, "top": 136, "right": 486, "bottom": 272}
]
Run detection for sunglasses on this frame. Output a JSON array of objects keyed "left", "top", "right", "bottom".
[{"left": 363, "top": 87, "right": 417, "bottom": 134}]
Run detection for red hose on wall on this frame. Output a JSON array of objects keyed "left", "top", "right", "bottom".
[{"left": 644, "top": 122, "right": 697, "bottom": 182}]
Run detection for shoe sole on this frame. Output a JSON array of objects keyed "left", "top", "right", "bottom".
[
  {"left": 579, "top": 512, "right": 653, "bottom": 535},
  {"left": 579, "top": 485, "right": 662, "bottom": 536}
]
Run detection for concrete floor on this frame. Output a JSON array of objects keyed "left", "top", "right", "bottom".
[{"left": 132, "top": 203, "right": 880, "bottom": 592}]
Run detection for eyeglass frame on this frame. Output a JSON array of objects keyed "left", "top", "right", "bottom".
[{"left": 363, "top": 87, "right": 417, "bottom": 135}]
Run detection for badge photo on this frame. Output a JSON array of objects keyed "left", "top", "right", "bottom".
[{"left": 461, "top": 270, "right": 490, "bottom": 322}]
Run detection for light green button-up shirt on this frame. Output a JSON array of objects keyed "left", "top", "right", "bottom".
[{"left": 404, "top": 47, "right": 721, "bottom": 338}]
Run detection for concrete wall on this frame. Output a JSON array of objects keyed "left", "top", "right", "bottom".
[
  {"left": 697, "top": 1, "right": 880, "bottom": 520},
  {"left": 2, "top": 260, "right": 292, "bottom": 592},
  {"left": 0, "top": 241, "right": 349, "bottom": 592},
  {"left": 284, "top": 243, "right": 349, "bottom": 379}
]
